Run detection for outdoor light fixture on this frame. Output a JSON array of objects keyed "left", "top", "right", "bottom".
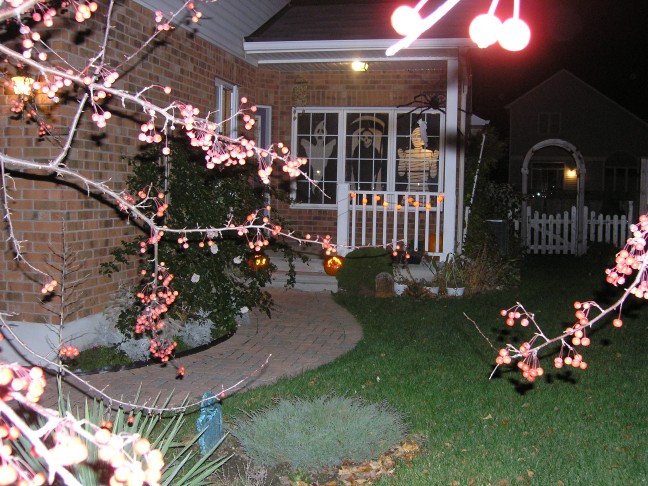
[
  {"left": 388, "top": 0, "right": 531, "bottom": 55},
  {"left": 351, "top": 61, "right": 369, "bottom": 72},
  {"left": 11, "top": 76, "right": 35, "bottom": 95}
]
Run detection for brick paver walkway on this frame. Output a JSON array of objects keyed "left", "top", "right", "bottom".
[{"left": 42, "top": 288, "right": 362, "bottom": 410}]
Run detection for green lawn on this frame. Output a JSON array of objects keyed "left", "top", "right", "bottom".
[{"left": 222, "top": 254, "right": 648, "bottom": 485}]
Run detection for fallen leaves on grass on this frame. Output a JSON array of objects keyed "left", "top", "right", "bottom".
[{"left": 337, "top": 439, "right": 421, "bottom": 485}]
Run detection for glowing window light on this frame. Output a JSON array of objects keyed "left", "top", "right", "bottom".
[{"left": 11, "top": 76, "right": 35, "bottom": 95}]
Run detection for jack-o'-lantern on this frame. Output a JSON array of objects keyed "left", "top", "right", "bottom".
[
  {"left": 323, "top": 255, "right": 344, "bottom": 276},
  {"left": 248, "top": 254, "right": 269, "bottom": 271}
]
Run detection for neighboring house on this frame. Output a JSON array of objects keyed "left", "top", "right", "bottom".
[
  {"left": 506, "top": 70, "right": 648, "bottom": 217},
  {"left": 1, "top": 0, "right": 480, "bottom": 363}
]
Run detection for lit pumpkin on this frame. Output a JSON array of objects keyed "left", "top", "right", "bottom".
[
  {"left": 248, "top": 254, "right": 269, "bottom": 271},
  {"left": 324, "top": 255, "right": 344, "bottom": 276}
]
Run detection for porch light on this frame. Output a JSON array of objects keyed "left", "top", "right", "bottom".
[
  {"left": 351, "top": 61, "right": 369, "bottom": 72},
  {"left": 11, "top": 76, "right": 35, "bottom": 95},
  {"left": 565, "top": 168, "right": 577, "bottom": 179}
]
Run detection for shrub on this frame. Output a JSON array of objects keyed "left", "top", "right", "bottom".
[
  {"left": 103, "top": 138, "right": 277, "bottom": 340},
  {"left": 463, "top": 243, "right": 521, "bottom": 293},
  {"left": 335, "top": 247, "right": 393, "bottom": 296},
  {"left": 232, "top": 395, "right": 406, "bottom": 471}
]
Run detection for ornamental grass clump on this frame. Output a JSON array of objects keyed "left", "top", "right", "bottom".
[{"left": 232, "top": 395, "right": 406, "bottom": 471}]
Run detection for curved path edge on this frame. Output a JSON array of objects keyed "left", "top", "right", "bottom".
[{"left": 43, "top": 288, "right": 362, "bottom": 409}]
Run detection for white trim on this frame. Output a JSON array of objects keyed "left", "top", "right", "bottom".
[
  {"left": 215, "top": 78, "right": 239, "bottom": 138},
  {"left": 443, "top": 58, "right": 459, "bottom": 258},
  {"left": 254, "top": 55, "right": 458, "bottom": 65},
  {"left": 456, "top": 63, "right": 469, "bottom": 252},
  {"left": 244, "top": 38, "right": 472, "bottom": 54},
  {"left": 288, "top": 203, "right": 338, "bottom": 210}
]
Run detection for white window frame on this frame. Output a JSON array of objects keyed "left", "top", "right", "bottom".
[
  {"left": 290, "top": 107, "right": 445, "bottom": 208},
  {"left": 215, "top": 78, "right": 239, "bottom": 138}
]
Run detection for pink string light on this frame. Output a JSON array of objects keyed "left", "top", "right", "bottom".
[{"left": 388, "top": 0, "right": 531, "bottom": 55}]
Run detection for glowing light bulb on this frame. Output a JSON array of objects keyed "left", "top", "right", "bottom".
[
  {"left": 469, "top": 13, "right": 502, "bottom": 48},
  {"left": 498, "top": 17, "right": 530, "bottom": 51},
  {"left": 351, "top": 61, "right": 369, "bottom": 72},
  {"left": 11, "top": 76, "right": 35, "bottom": 95},
  {"left": 391, "top": 6, "right": 422, "bottom": 36}
]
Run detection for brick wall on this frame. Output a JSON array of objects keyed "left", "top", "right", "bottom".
[{"left": 1, "top": 0, "right": 261, "bottom": 324}]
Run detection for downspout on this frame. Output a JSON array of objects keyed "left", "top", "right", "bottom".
[
  {"left": 455, "top": 56, "right": 469, "bottom": 253},
  {"left": 464, "top": 131, "right": 487, "bottom": 240}
]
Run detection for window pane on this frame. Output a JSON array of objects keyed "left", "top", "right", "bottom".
[
  {"left": 395, "top": 112, "right": 441, "bottom": 193},
  {"left": 530, "top": 163, "right": 563, "bottom": 195},
  {"left": 294, "top": 112, "right": 339, "bottom": 204},
  {"left": 222, "top": 86, "right": 233, "bottom": 136},
  {"left": 345, "top": 113, "right": 388, "bottom": 191},
  {"left": 537, "top": 113, "right": 548, "bottom": 134}
]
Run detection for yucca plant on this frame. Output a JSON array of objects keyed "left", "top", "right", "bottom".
[{"left": 13, "top": 392, "right": 230, "bottom": 485}]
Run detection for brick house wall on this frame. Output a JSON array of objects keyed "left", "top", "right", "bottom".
[
  {"left": 0, "top": 0, "right": 262, "bottom": 326},
  {"left": 1, "top": 0, "right": 457, "bottom": 341}
]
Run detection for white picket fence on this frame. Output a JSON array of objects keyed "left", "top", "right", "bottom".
[
  {"left": 336, "top": 183, "right": 444, "bottom": 256},
  {"left": 517, "top": 204, "right": 634, "bottom": 255}
]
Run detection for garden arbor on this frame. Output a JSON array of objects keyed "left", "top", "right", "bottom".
[{"left": 521, "top": 138, "right": 586, "bottom": 254}]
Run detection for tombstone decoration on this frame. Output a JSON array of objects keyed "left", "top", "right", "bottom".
[
  {"left": 196, "top": 391, "right": 224, "bottom": 455},
  {"left": 375, "top": 272, "right": 395, "bottom": 298}
]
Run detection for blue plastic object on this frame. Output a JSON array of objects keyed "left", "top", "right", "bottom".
[{"left": 196, "top": 391, "right": 223, "bottom": 455}]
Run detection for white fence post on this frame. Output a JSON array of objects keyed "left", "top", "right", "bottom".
[
  {"left": 517, "top": 204, "right": 631, "bottom": 255},
  {"left": 336, "top": 183, "right": 350, "bottom": 256}
]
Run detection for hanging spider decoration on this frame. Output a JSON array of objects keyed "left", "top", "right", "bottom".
[{"left": 397, "top": 92, "right": 447, "bottom": 116}]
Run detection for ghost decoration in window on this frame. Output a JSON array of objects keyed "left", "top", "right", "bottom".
[
  {"left": 300, "top": 120, "right": 337, "bottom": 182},
  {"left": 348, "top": 115, "right": 386, "bottom": 191},
  {"left": 397, "top": 119, "right": 439, "bottom": 192}
]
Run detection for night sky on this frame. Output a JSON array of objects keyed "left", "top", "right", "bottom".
[{"left": 469, "top": 0, "right": 648, "bottom": 133}]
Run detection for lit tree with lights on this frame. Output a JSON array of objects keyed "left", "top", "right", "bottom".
[
  {"left": 0, "top": 0, "right": 646, "bottom": 484},
  {"left": 0, "top": 1, "right": 337, "bottom": 483}
]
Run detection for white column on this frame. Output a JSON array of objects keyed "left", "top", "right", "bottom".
[{"left": 443, "top": 58, "right": 459, "bottom": 257}]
